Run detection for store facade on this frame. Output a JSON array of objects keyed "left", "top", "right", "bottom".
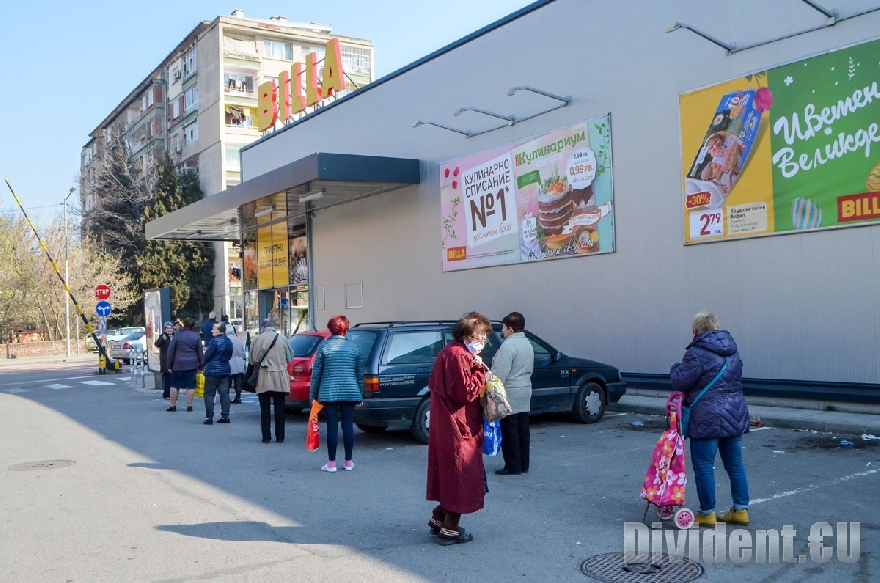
[{"left": 147, "top": 0, "right": 880, "bottom": 399}]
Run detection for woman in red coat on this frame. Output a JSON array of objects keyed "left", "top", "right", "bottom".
[{"left": 426, "top": 311, "right": 490, "bottom": 546}]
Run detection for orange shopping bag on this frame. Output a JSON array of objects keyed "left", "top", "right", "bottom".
[{"left": 307, "top": 400, "right": 323, "bottom": 451}]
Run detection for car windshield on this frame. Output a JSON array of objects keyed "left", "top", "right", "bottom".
[
  {"left": 120, "top": 327, "right": 143, "bottom": 335},
  {"left": 288, "top": 334, "right": 324, "bottom": 357},
  {"left": 122, "top": 331, "right": 145, "bottom": 341}
]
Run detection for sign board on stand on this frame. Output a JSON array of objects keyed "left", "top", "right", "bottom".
[
  {"left": 96, "top": 300, "right": 112, "bottom": 317},
  {"left": 95, "top": 284, "right": 111, "bottom": 300}
]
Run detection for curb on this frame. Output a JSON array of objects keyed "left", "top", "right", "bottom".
[{"left": 609, "top": 399, "right": 880, "bottom": 437}]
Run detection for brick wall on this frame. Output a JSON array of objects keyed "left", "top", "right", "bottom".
[{"left": 3, "top": 340, "right": 88, "bottom": 359}]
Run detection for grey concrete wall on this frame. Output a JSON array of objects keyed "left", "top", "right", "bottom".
[{"left": 241, "top": 0, "right": 880, "bottom": 384}]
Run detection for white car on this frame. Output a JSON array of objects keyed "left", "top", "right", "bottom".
[{"left": 108, "top": 330, "right": 147, "bottom": 364}]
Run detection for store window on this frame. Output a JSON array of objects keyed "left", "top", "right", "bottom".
[{"left": 264, "top": 40, "right": 293, "bottom": 61}]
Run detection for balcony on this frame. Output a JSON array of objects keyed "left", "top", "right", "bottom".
[{"left": 223, "top": 47, "right": 260, "bottom": 62}]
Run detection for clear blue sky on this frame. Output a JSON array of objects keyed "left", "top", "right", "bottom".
[{"left": 0, "top": 0, "right": 533, "bottom": 223}]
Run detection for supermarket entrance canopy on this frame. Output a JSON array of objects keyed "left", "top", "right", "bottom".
[{"left": 145, "top": 153, "right": 421, "bottom": 242}]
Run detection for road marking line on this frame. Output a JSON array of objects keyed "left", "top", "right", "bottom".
[
  {"left": 751, "top": 468, "right": 880, "bottom": 505},
  {"left": 45, "top": 384, "right": 72, "bottom": 389},
  {"left": 80, "top": 380, "right": 115, "bottom": 386},
  {"left": 3, "top": 388, "right": 29, "bottom": 393},
  {"left": 68, "top": 375, "right": 93, "bottom": 380}
]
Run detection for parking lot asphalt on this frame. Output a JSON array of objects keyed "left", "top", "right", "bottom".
[{"left": 1, "top": 364, "right": 878, "bottom": 582}]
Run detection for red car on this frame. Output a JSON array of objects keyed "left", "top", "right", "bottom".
[{"left": 286, "top": 331, "right": 331, "bottom": 410}]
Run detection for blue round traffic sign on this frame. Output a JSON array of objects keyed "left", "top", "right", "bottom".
[{"left": 96, "top": 300, "right": 112, "bottom": 317}]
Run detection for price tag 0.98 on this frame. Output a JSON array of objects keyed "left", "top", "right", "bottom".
[
  {"left": 566, "top": 147, "right": 597, "bottom": 190},
  {"left": 689, "top": 210, "right": 724, "bottom": 239}
]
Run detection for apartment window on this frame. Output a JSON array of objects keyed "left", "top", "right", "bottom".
[
  {"left": 171, "top": 99, "right": 180, "bottom": 119},
  {"left": 146, "top": 120, "right": 153, "bottom": 138},
  {"left": 147, "top": 89, "right": 155, "bottom": 107},
  {"left": 141, "top": 95, "right": 147, "bottom": 111},
  {"left": 224, "top": 74, "right": 254, "bottom": 94},
  {"left": 171, "top": 66, "right": 181, "bottom": 82},
  {"left": 184, "top": 121, "right": 198, "bottom": 145},
  {"left": 183, "top": 47, "right": 197, "bottom": 77},
  {"left": 225, "top": 106, "right": 253, "bottom": 128},
  {"left": 341, "top": 46, "right": 371, "bottom": 77},
  {"left": 225, "top": 146, "right": 241, "bottom": 170},
  {"left": 184, "top": 86, "right": 198, "bottom": 112},
  {"left": 264, "top": 40, "right": 293, "bottom": 60},
  {"left": 173, "top": 133, "right": 181, "bottom": 152}
]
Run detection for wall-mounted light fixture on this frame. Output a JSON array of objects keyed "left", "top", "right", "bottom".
[
  {"left": 664, "top": 22, "right": 735, "bottom": 53},
  {"left": 411, "top": 120, "right": 473, "bottom": 137},
  {"left": 299, "top": 188, "right": 326, "bottom": 203},
  {"left": 253, "top": 205, "right": 275, "bottom": 218},
  {"left": 454, "top": 106, "right": 515, "bottom": 126},
  {"left": 507, "top": 86, "right": 571, "bottom": 105}
]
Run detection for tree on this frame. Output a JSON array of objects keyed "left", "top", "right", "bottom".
[
  {"left": 0, "top": 208, "right": 134, "bottom": 342},
  {"left": 138, "top": 154, "right": 214, "bottom": 320}
]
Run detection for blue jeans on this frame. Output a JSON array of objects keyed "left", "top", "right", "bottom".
[
  {"left": 204, "top": 375, "right": 230, "bottom": 420},
  {"left": 689, "top": 435, "right": 749, "bottom": 514},
  {"left": 323, "top": 402, "right": 356, "bottom": 462}
]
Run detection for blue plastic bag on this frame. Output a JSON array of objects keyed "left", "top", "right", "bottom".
[{"left": 483, "top": 419, "right": 502, "bottom": 456}]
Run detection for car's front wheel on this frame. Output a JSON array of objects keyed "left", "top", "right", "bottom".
[
  {"left": 572, "top": 381, "right": 606, "bottom": 423},
  {"left": 411, "top": 397, "right": 431, "bottom": 443}
]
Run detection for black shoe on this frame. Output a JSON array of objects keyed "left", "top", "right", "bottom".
[
  {"left": 495, "top": 467, "right": 521, "bottom": 475},
  {"left": 163, "top": 396, "right": 170, "bottom": 400},
  {"left": 276, "top": 439, "right": 284, "bottom": 443},
  {"left": 166, "top": 406, "right": 176, "bottom": 412},
  {"left": 217, "top": 418, "right": 230, "bottom": 424},
  {"left": 203, "top": 418, "right": 213, "bottom": 425},
  {"left": 262, "top": 439, "right": 272, "bottom": 443},
  {"left": 522, "top": 468, "right": 529, "bottom": 474},
  {"left": 438, "top": 527, "right": 473, "bottom": 546},
  {"left": 231, "top": 398, "right": 242, "bottom": 404},
  {"left": 186, "top": 406, "right": 193, "bottom": 412}
]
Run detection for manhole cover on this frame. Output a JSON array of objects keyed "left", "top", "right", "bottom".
[
  {"left": 581, "top": 552, "right": 703, "bottom": 582},
  {"left": 8, "top": 460, "right": 75, "bottom": 472}
]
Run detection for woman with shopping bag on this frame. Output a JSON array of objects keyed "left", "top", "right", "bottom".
[
  {"left": 309, "top": 315, "right": 364, "bottom": 472},
  {"left": 250, "top": 318, "right": 293, "bottom": 443}
]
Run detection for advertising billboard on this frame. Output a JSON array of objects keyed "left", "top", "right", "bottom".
[
  {"left": 680, "top": 37, "right": 880, "bottom": 243},
  {"left": 440, "top": 115, "right": 615, "bottom": 271}
]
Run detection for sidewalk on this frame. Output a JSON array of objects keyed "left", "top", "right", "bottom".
[
  {"left": 610, "top": 389, "right": 880, "bottom": 436},
  {"left": 0, "top": 353, "right": 98, "bottom": 367}
]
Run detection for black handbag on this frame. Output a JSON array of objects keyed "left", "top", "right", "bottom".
[{"left": 244, "top": 333, "right": 279, "bottom": 392}]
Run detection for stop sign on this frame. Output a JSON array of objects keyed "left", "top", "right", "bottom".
[{"left": 95, "top": 284, "right": 111, "bottom": 300}]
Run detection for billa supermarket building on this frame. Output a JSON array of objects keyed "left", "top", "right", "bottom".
[{"left": 147, "top": 0, "right": 880, "bottom": 401}]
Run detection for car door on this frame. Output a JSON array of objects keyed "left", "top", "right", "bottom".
[
  {"left": 378, "top": 330, "right": 445, "bottom": 399},
  {"left": 526, "top": 332, "right": 570, "bottom": 412}
]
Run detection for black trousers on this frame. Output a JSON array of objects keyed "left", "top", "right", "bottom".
[
  {"left": 500, "top": 412, "right": 530, "bottom": 472},
  {"left": 258, "top": 391, "right": 286, "bottom": 442}
]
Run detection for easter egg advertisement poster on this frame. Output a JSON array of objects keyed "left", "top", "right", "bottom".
[
  {"left": 680, "top": 36, "right": 880, "bottom": 243},
  {"left": 439, "top": 115, "right": 615, "bottom": 272}
]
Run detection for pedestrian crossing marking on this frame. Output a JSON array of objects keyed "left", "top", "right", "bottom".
[
  {"left": 46, "top": 384, "right": 72, "bottom": 389},
  {"left": 80, "top": 380, "right": 115, "bottom": 386}
]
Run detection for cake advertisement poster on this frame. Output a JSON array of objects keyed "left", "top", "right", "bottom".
[
  {"left": 680, "top": 36, "right": 880, "bottom": 244},
  {"left": 440, "top": 114, "right": 615, "bottom": 272}
]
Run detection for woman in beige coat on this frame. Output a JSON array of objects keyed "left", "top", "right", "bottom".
[{"left": 250, "top": 318, "right": 293, "bottom": 443}]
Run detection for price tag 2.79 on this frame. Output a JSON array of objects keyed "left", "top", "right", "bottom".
[{"left": 689, "top": 210, "right": 724, "bottom": 239}]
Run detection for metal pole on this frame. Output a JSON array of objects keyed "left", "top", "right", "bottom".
[{"left": 64, "top": 188, "right": 73, "bottom": 358}]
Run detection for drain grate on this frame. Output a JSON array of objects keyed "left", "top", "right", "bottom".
[
  {"left": 581, "top": 552, "right": 703, "bottom": 582},
  {"left": 8, "top": 460, "right": 75, "bottom": 472}
]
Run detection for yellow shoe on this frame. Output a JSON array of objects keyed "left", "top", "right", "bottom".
[
  {"left": 694, "top": 511, "right": 716, "bottom": 527},
  {"left": 717, "top": 508, "right": 749, "bottom": 525}
]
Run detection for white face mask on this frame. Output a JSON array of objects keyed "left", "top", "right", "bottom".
[{"left": 466, "top": 340, "right": 485, "bottom": 354}]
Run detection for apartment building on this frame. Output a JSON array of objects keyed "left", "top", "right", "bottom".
[{"left": 81, "top": 10, "right": 374, "bottom": 322}]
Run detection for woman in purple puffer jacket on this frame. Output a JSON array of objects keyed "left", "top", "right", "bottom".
[{"left": 671, "top": 312, "right": 750, "bottom": 528}]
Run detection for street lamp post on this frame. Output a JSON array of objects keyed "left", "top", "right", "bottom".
[{"left": 64, "top": 187, "right": 74, "bottom": 358}]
